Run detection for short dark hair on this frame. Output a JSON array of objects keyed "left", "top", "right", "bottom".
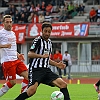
[
  {"left": 3, "top": 15, "right": 12, "bottom": 22},
  {"left": 65, "top": 51, "right": 68, "bottom": 53},
  {"left": 42, "top": 22, "right": 52, "bottom": 31}
]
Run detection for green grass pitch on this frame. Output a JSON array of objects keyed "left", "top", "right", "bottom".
[{"left": 0, "top": 84, "right": 98, "bottom": 100}]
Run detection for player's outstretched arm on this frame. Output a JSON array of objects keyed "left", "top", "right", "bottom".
[{"left": 49, "top": 59, "right": 65, "bottom": 69}]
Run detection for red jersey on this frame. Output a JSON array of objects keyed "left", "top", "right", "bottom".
[{"left": 53, "top": 53, "right": 62, "bottom": 63}]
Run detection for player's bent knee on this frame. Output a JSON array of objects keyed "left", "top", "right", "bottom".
[
  {"left": 20, "top": 71, "right": 28, "bottom": 79},
  {"left": 60, "top": 81, "right": 67, "bottom": 88},
  {"left": 63, "top": 82, "right": 67, "bottom": 88},
  {"left": 9, "top": 80, "right": 16, "bottom": 86}
]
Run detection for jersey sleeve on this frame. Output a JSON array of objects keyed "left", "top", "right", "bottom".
[
  {"left": 50, "top": 41, "right": 52, "bottom": 53},
  {"left": 30, "top": 37, "right": 41, "bottom": 52}
]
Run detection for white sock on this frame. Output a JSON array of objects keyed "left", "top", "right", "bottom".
[{"left": 0, "top": 83, "right": 9, "bottom": 97}]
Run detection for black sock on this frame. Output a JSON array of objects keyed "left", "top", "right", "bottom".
[
  {"left": 96, "top": 80, "right": 100, "bottom": 86},
  {"left": 60, "top": 88, "right": 70, "bottom": 100},
  {"left": 14, "top": 92, "right": 30, "bottom": 100}
]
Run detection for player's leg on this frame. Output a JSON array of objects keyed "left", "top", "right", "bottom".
[
  {"left": 15, "top": 82, "right": 38, "bottom": 100},
  {"left": 53, "top": 78, "right": 70, "bottom": 100},
  {"left": 20, "top": 71, "right": 28, "bottom": 93},
  {"left": 16, "top": 60, "right": 28, "bottom": 93},
  {"left": 94, "top": 80, "right": 100, "bottom": 93},
  {"left": 64, "top": 67, "right": 66, "bottom": 76},
  {"left": 0, "top": 62, "right": 16, "bottom": 96},
  {"left": 68, "top": 65, "right": 71, "bottom": 79},
  {"left": 44, "top": 69, "right": 70, "bottom": 100},
  {"left": 15, "top": 68, "right": 44, "bottom": 100}
]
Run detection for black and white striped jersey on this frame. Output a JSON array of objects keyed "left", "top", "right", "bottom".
[{"left": 29, "top": 36, "right": 52, "bottom": 68}]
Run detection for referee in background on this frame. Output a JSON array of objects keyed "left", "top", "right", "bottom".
[{"left": 15, "top": 22, "right": 70, "bottom": 100}]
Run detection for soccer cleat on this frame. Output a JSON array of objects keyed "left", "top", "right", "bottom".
[
  {"left": 94, "top": 84, "right": 99, "bottom": 93},
  {"left": 98, "top": 93, "right": 100, "bottom": 100}
]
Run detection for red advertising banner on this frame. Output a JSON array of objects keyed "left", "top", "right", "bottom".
[
  {"left": 28, "top": 23, "right": 89, "bottom": 37},
  {"left": 0, "top": 24, "right": 26, "bottom": 43},
  {"left": 12, "top": 24, "right": 26, "bottom": 43}
]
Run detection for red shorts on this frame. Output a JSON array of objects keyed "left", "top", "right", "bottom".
[{"left": 2, "top": 60, "right": 28, "bottom": 80}]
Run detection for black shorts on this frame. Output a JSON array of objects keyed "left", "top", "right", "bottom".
[{"left": 28, "top": 67, "right": 59, "bottom": 87}]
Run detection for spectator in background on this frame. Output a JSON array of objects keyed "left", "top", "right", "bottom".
[
  {"left": 14, "top": 10, "right": 20, "bottom": 23},
  {"left": 44, "top": 12, "right": 52, "bottom": 22},
  {"left": 19, "top": 13, "right": 27, "bottom": 23},
  {"left": 78, "top": 4, "right": 85, "bottom": 16},
  {"left": 62, "top": 51, "right": 68, "bottom": 77},
  {"left": 5, "top": 4, "right": 12, "bottom": 14},
  {"left": 36, "top": 3, "right": 41, "bottom": 12},
  {"left": 20, "top": 3, "right": 26, "bottom": 13},
  {"left": 58, "top": 6, "right": 68, "bottom": 22},
  {"left": 39, "top": 13, "right": 44, "bottom": 23},
  {"left": 32, "top": 13, "right": 39, "bottom": 23},
  {"left": 64, "top": 2, "right": 69, "bottom": 10},
  {"left": 89, "top": 7, "right": 97, "bottom": 22},
  {"left": 23, "top": 7, "right": 29, "bottom": 21},
  {"left": 46, "top": 3, "right": 53, "bottom": 13},
  {"left": 75, "top": 4, "right": 79, "bottom": 13},
  {"left": 63, "top": 51, "right": 72, "bottom": 79},
  {"left": 68, "top": 2, "right": 74, "bottom": 15},
  {"left": 53, "top": 49, "right": 62, "bottom": 78},
  {"left": 28, "top": 12, "right": 34, "bottom": 23},
  {"left": 29, "top": 4, "right": 35, "bottom": 13},
  {"left": 96, "top": 5, "right": 100, "bottom": 22},
  {"left": 40, "top": 1, "right": 46, "bottom": 15},
  {"left": 11, "top": 4, "right": 17, "bottom": 15}
]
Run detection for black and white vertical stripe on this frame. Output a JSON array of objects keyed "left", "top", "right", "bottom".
[{"left": 29, "top": 36, "right": 52, "bottom": 69}]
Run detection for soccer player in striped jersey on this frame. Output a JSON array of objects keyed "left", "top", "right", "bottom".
[
  {"left": 0, "top": 15, "right": 28, "bottom": 97},
  {"left": 15, "top": 22, "right": 70, "bottom": 100}
]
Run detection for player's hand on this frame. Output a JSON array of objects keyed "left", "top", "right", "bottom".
[
  {"left": 18, "top": 54, "right": 25, "bottom": 61},
  {"left": 57, "top": 61, "right": 66, "bottom": 69},
  {"left": 5, "top": 44, "right": 11, "bottom": 48},
  {"left": 42, "top": 54, "right": 49, "bottom": 58}
]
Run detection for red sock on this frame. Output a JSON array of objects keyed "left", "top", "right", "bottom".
[
  {"left": 21, "top": 79, "right": 28, "bottom": 93},
  {"left": 6, "top": 82, "right": 13, "bottom": 88}
]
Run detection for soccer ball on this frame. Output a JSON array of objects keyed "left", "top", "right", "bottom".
[{"left": 51, "top": 91, "right": 64, "bottom": 100}]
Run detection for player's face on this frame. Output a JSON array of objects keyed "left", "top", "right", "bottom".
[
  {"left": 3, "top": 18, "right": 12, "bottom": 31},
  {"left": 65, "top": 53, "right": 68, "bottom": 55},
  {"left": 42, "top": 27, "right": 52, "bottom": 41}
]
